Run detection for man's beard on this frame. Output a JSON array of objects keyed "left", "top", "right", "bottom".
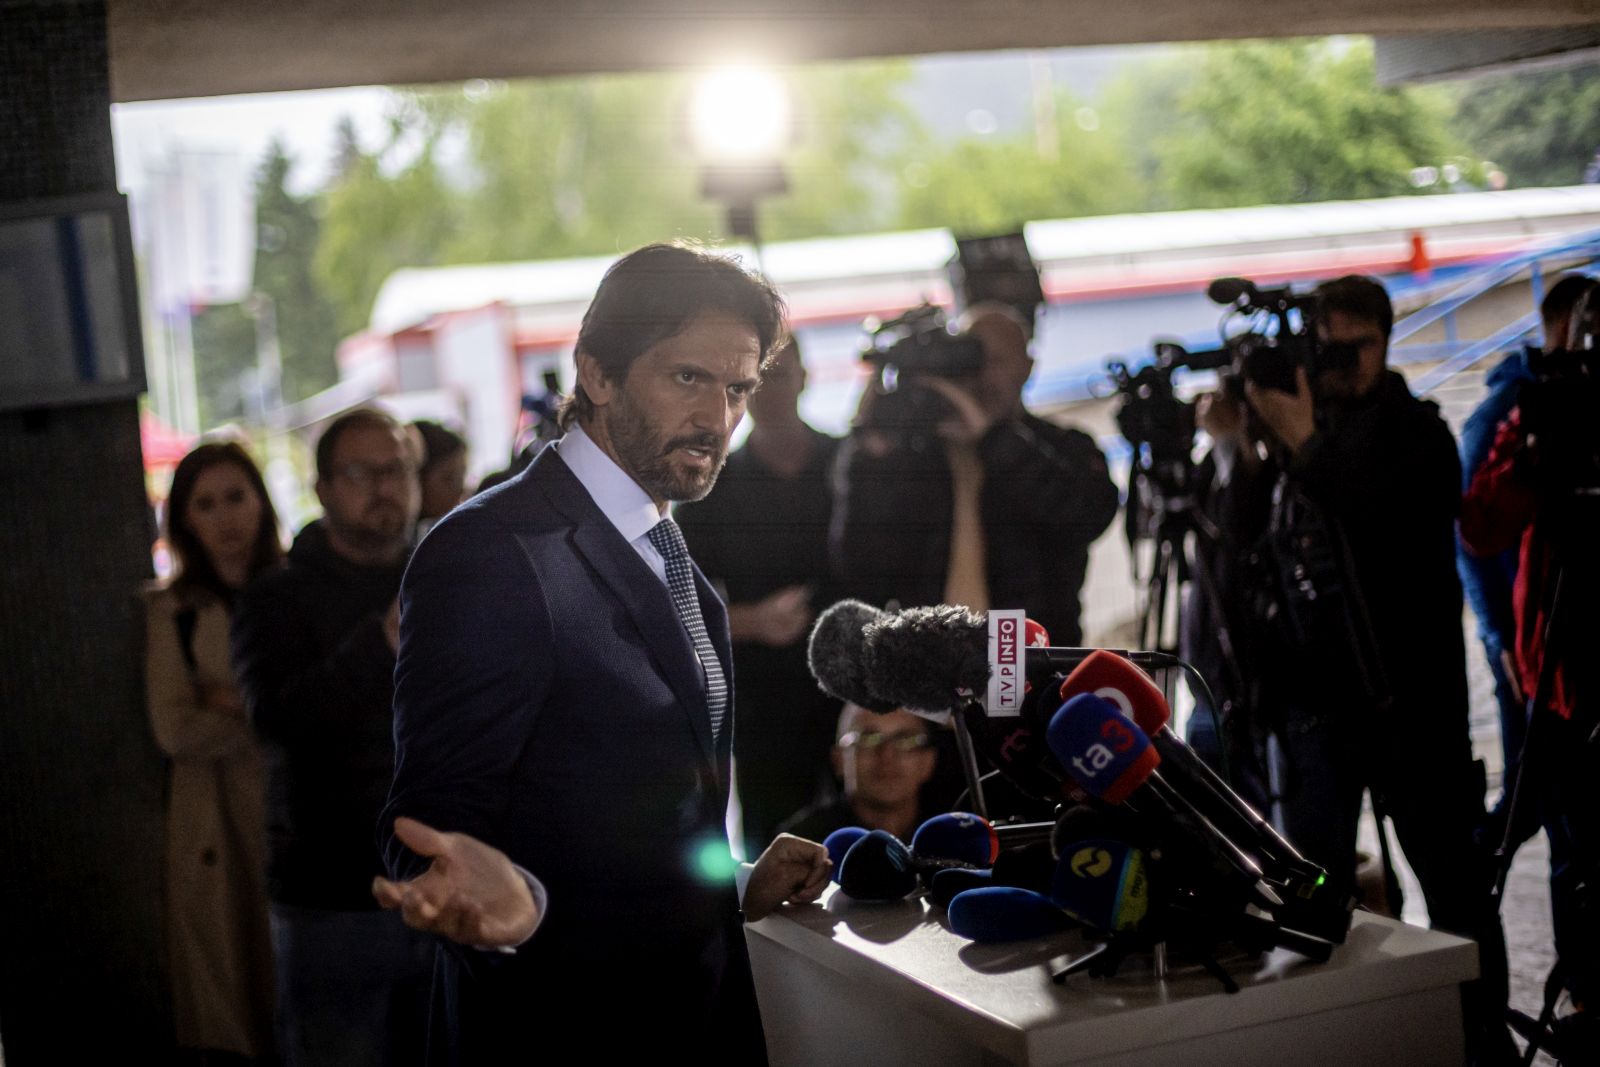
[
  {"left": 607, "top": 386, "right": 729, "bottom": 503},
  {"left": 327, "top": 502, "right": 410, "bottom": 558}
]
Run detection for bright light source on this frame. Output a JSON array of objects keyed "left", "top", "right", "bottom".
[{"left": 689, "top": 65, "right": 792, "bottom": 163}]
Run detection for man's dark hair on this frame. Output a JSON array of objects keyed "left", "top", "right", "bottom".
[
  {"left": 1314, "top": 275, "right": 1394, "bottom": 339},
  {"left": 411, "top": 419, "right": 467, "bottom": 474},
  {"left": 315, "top": 407, "right": 413, "bottom": 482},
  {"left": 558, "top": 242, "right": 787, "bottom": 431},
  {"left": 1540, "top": 274, "right": 1597, "bottom": 338}
]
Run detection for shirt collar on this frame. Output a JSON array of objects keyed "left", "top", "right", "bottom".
[{"left": 556, "top": 424, "right": 664, "bottom": 545}]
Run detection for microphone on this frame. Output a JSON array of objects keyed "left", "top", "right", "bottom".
[
  {"left": 929, "top": 867, "right": 993, "bottom": 909},
  {"left": 912, "top": 812, "right": 1000, "bottom": 870},
  {"left": 991, "top": 841, "right": 1057, "bottom": 894},
  {"left": 838, "top": 824, "right": 994, "bottom": 902},
  {"left": 1046, "top": 695, "right": 1282, "bottom": 911},
  {"left": 1057, "top": 652, "right": 1315, "bottom": 875},
  {"left": 807, "top": 600, "right": 898, "bottom": 712},
  {"left": 1207, "top": 277, "right": 1256, "bottom": 306},
  {"left": 836, "top": 830, "right": 918, "bottom": 901},
  {"left": 947, "top": 887, "right": 1076, "bottom": 944},
  {"left": 1051, "top": 837, "right": 1152, "bottom": 933},
  {"left": 822, "top": 826, "right": 869, "bottom": 884},
  {"left": 810, "top": 599, "right": 1179, "bottom": 715},
  {"left": 1055, "top": 654, "right": 1351, "bottom": 943}
]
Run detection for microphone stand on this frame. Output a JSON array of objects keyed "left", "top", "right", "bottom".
[{"left": 950, "top": 700, "right": 989, "bottom": 820}]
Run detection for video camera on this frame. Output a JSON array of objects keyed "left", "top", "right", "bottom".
[
  {"left": 1207, "top": 277, "right": 1360, "bottom": 395},
  {"left": 857, "top": 304, "right": 985, "bottom": 445},
  {"left": 1520, "top": 285, "right": 1600, "bottom": 491}
]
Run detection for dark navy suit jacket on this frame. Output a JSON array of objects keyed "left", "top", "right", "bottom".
[{"left": 381, "top": 444, "right": 762, "bottom": 1062}]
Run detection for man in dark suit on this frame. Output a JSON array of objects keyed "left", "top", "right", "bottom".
[{"left": 372, "top": 243, "right": 831, "bottom": 1063}]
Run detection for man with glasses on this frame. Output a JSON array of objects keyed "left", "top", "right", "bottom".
[
  {"left": 232, "top": 407, "right": 433, "bottom": 1066},
  {"left": 781, "top": 704, "right": 940, "bottom": 844}
]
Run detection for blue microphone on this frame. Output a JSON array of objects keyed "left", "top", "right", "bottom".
[
  {"left": 1051, "top": 837, "right": 1151, "bottom": 933},
  {"left": 837, "top": 830, "right": 918, "bottom": 902},
  {"left": 823, "top": 826, "right": 869, "bottom": 884},
  {"left": 948, "top": 886, "right": 1075, "bottom": 944},
  {"left": 912, "top": 812, "right": 999, "bottom": 870}
]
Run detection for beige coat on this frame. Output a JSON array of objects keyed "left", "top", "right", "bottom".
[{"left": 144, "top": 582, "right": 274, "bottom": 1057}]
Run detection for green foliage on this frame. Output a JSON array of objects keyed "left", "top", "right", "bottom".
[
  {"left": 313, "top": 67, "right": 923, "bottom": 334},
  {"left": 894, "top": 94, "right": 1144, "bottom": 233},
  {"left": 191, "top": 302, "right": 257, "bottom": 429},
  {"left": 253, "top": 141, "right": 342, "bottom": 403},
  {"left": 302, "top": 41, "right": 1486, "bottom": 340},
  {"left": 1104, "top": 39, "right": 1457, "bottom": 209},
  {"left": 759, "top": 61, "right": 921, "bottom": 240},
  {"left": 314, "top": 130, "right": 460, "bottom": 339},
  {"left": 1453, "top": 62, "right": 1600, "bottom": 188}
]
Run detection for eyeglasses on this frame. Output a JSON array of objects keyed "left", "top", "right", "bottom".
[
  {"left": 333, "top": 461, "right": 416, "bottom": 491},
  {"left": 838, "top": 729, "right": 933, "bottom": 754}
]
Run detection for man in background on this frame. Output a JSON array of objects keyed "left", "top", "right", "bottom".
[
  {"left": 232, "top": 408, "right": 433, "bottom": 1066},
  {"left": 831, "top": 303, "right": 1118, "bottom": 646},
  {"left": 780, "top": 703, "right": 940, "bottom": 844}
]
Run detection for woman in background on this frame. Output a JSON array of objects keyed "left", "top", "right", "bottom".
[{"left": 146, "top": 441, "right": 282, "bottom": 1063}]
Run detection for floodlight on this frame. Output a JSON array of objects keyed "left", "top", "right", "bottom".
[{"left": 689, "top": 65, "right": 792, "bottom": 163}]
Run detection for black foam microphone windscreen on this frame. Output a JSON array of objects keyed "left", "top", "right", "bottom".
[
  {"left": 807, "top": 599, "right": 898, "bottom": 711},
  {"left": 860, "top": 604, "right": 990, "bottom": 711}
]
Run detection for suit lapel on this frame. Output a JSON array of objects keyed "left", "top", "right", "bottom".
[{"left": 529, "top": 450, "right": 717, "bottom": 769}]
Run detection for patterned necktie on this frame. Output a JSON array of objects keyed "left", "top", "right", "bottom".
[{"left": 647, "top": 518, "right": 728, "bottom": 742}]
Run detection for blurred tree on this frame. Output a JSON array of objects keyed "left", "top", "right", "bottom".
[
  {"left": 893, "top": 93, "right": 1144, "bottom": 233},
  {"left": 191, "top": 303, "right": 256, "bottom": 430},
  {"left": 1103, "top": 39, "right": 1459, "bottom": 209},
  {"left": 1452, "top": 61, "right": 1600, "bottom": 188},
  {"left": 759, "top": 61, "right": 921, "bottom": 240},
  {"left": 313, "top": 65, "right": 922, "bottom": 333},
  {"left": 314, "top": 114, "right": 459, "bottom": 339},
  {"left": 252, "top": 141, "right": 342, "bottom": 403}
]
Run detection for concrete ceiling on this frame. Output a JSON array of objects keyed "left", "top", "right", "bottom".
[{"left": 106, "top": 0, "right": 1600, "bottom": 102}]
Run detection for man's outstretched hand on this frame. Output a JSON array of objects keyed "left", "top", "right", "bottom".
[
  {"left": 743, "top": 833, "right": 832, "bottom": 922},
  {"left": 372, "top": 817, "right": 540, "bottom": 948}
]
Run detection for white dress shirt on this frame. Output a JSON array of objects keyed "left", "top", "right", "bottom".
[{"left": 554, "top": 424, "right": 669, "bottom": 584}]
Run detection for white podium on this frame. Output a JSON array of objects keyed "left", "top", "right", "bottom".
[{"left": 746, "top": 885, "right": 1476, "bottom": 1066}]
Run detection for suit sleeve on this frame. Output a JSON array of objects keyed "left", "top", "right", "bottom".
[{"left": 381, "top": 513, "right": 552, "bottom": 882}]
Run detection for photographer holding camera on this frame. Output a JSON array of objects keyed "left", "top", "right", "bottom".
[
  {"left": 830, "top": 303, "right": 1118, "bottom": 648},
  {"left": 1461, "top": 278, "right": 1599, "bottom": 1058},
  {"left": 1235, "top": 275, "right": 1510, "bottom": 1060}
]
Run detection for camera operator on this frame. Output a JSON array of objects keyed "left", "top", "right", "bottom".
[
  {"left": 1178, "top": 386, "right": 1274, "bottom": 810},
  {"left": 1240, "top": 275, "right": 1510, "bottom": 1059},
  {"left": 830, "top": 303, "right": 1119, "bottom": 647},
  {"left": 1461, "top": 278, "right": 1600, "bottom": 1057}
]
